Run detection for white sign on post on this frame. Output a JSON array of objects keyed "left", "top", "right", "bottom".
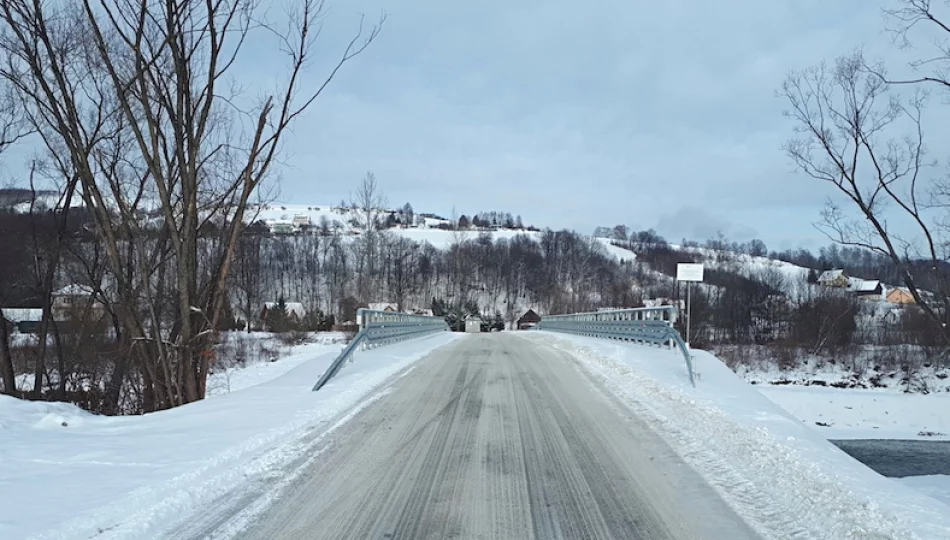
[
  {"left": 675, "top": 263, "right": 703, "bottom": 347},
  {"left": 676, "top": 263, "right": 704, "bottom": 282}
]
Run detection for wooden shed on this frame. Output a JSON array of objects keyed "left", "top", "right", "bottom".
[{"left": 517, "top": 309, "right": 541, "bottom": 330}]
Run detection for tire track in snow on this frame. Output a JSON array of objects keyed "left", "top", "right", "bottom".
[{"left": 185, "top": 334, "right": 761, "bottom": 540}]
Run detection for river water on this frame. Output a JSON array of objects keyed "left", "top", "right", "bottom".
[{"left": 831, "top": 440, "right": 950, "bottom": 477}]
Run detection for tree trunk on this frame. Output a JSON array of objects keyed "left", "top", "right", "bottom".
[{"left": 0, "top": 316, "right": 16, "bottom": 395}]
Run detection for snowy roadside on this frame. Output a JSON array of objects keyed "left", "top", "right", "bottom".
[
  {"left": 0, "top": 332, "right": 461, "bottom": 540},
  {"left": 206, "top": 332, "right": 350, "bottom": 397},
  {"left": 520, "top": 332, "right": 950, "bottom": 540}
]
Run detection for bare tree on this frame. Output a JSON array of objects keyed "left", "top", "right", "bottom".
[
  {"left": 0, "top": 1, "right": 382, "bottom": 410},
  {"left": 884, "top": 1, "right": 950, "bottom": 92},
  {"left": 780, "top": 50, "right": 950, "bottom": 345},
  {"left": 350, "top": 171, "right": 387, "bottom": 303},
  {"left": 0, "top": 82, "right": 28, "bottom": 395},
  {"left": 385, "top": 235, "right": 418, "bottom": 311}
]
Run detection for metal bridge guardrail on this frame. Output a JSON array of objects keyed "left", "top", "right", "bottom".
[
  {"left": 312, "top": 309, "right": 449, "bottom": 391},
  {"left": 536, "top": 306, "right": 696, "bottom": 387}
]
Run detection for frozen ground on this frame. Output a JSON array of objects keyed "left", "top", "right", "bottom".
[
  {"left": 757, "top": 385, "right": 950, "bottom": 440},
  {"left": 524, "top": 332, "right": 950, "bottom": 540},
  {"left": 0, "top": 332, "right": 460, "bottom": 540},
  {"left": 897, "top": 476, "right": 950, "bottom": 506}
]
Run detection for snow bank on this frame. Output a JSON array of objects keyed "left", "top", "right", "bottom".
[
  {"left": 0, "top": 332, "right": 461, "bottom": 540},
  {"left": 521, "top": 332, "right": 950, "bottom": 540},
  {"left": 897, "top": 476, "right": 950, "bottom": 506},
  {"left": 207, "top": 332, "right": 350, "bottom": 396}
]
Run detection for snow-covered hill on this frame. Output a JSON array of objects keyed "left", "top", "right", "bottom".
[{"left": 247, "top": 202, "right": 637, "bottom": 263}]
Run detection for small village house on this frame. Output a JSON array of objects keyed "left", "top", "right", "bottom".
[
  {"left": 516, "top": 309, "right": 541, "bottom": 330},
  {"left": 51, "top": 284, "right": 106, "bottom": 321},
  {"left": 465, "top": 315, "right": 483, "bottom": 333},
  {"left": 886, "top": 288, "right": 916, "bottom": 305},
  {"left": 1, "top": 308, "right": 43, "bottom": 334},
  {"left": 847, "top": 278, "right": 883, "bottom": 300},
  {"left": 818, "top": 269, "right": 849, "bottom": 288},
  {"left": 292, "top": 214, "right": 311, "bottom": 230}
]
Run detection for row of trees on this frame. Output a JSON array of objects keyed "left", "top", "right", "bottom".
[
  {"left": 230, "top": 225, "right": 638, "bottom": 328},
  {"left": 3, "top": 187, "right": 941, "bottom": 413}
]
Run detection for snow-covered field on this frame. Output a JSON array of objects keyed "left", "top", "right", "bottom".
[
  {"left": 390, "top": 227, "right": 538, "bottom": 249},
  {"left": 758, "top": 385, "right": 950, "bottom": 440},
  {"left": 0, "top": 332, "right": 461, "bottom": 540},
  {"left": 523, "top": 332, "right": 950, "bottom": 540}
]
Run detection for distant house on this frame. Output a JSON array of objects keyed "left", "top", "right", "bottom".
[
  {"left": 51, "top": 284, "right": 105, "bottom": 321},
  {"left": 465, "top": 315, "right": 483, "bottom": 333},
  {"left": 269, "top": 222, "right": 294, "bottom": 235},
  {"left": 517, "top": 309, "right": 541, "bottom": 330},
  {"left": 847, "top": 278, "right": 883, "bottom": 299},
  {"left": 643, "top": 298, "right": 685, "bottom": 311},
  {"left": 260, "top": 301, "right": 306, "bottom": 322},
  {"left": 368, "top": 302, "right": 397, "bottom": 312},
  {"left": 1, "top": 308, "right": 43, "bottom": 334},
  {"left": 886, "top": 288, "right": 917, "bottom": 305},
  {"left": 818, "top": 269, "right": 849, "bottom": 288}
]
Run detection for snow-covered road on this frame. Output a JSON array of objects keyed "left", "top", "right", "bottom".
[
  {"left": 6, "top": 331, "right": 950, "bottom": 540},
  {"left": 194, "top": 333, "right": 759, "bottom": 540}
]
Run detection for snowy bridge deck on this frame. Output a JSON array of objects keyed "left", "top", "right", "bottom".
[{"left": 193, "top": 333, "right": 758, "bottom": 540}]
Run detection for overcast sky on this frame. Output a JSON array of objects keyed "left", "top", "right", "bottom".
[
  {"left": 275, "top": 0, "right": 922, "bottom": 251},
  {"left": 7, "top": 0, "right": 939, "bottom": 251}
]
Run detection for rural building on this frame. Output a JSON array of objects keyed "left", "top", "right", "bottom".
[
  {"left": 51, "top": 284, "right": 106, "bottom": 321},
  {"left": 465, "top": 316, "right": 482, "bottom": 333},
  {"left": 292, "top": 215, "right": 311, "bottom": 229},
  {"left": 818, "top": 269, "right": 849, "bottom": 288},
  {"left": 368, "top": 303, "right": 398, "bottom": 312},
  {"left": 847, "top": 278, "right": 883, "bottom": 299},
  {"left": 1, "top": 308, "right": 43, "bottom": 334},
  {"left": 269, "top": 222, "right": 294, "bottom": 235},
  {"left": 886, "top": 288, "right": 916, "bottom": 305},
  {"left": 517, "top": 309, "right": 541, "bottom": 330}
]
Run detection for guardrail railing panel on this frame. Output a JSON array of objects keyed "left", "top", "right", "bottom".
[
  {"left": 536, "top": 306, "right": 695, "bottom": 387},
  {"left": 312, "top": 309, "right": 448, "bottom": 391}
]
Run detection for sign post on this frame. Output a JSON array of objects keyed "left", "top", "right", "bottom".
[{"left": 676, "top": 263, "right": 704, "bottom": 346}]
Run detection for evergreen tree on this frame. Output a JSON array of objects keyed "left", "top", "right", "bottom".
[{"left": 265, "top": 296, "right": 293, "bottom": 332}]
